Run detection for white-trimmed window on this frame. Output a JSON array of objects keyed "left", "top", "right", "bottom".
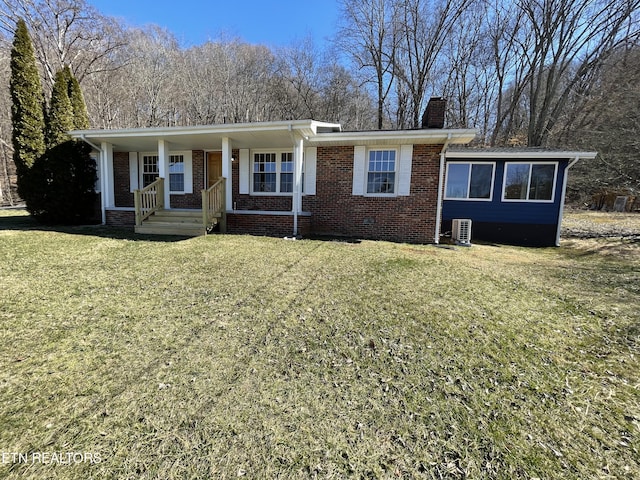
[
  {"left": 169, "top": 154, "right": 185, "bottom": 192},
  {"left": 252, "top": 150, "right": 301, "bottom": 194},
  {"left": 352, "top": 145, "right": 412, "bottom": 197},
  {"left": 142, "top": 154, "right": 159, "bottom": 187},
  {"left": 367, "top": 149, "right": 397, "bottom": 194},
  {"left": 131, "top": 151, "right": 193, "bottom": 194},
  {"left": 503, "top": 162, "right": 557, "bottom": 202},
  {"left": 240, "top": 147, "right": 315, "bottom": 196},
  {"left": 445, "top": 162, "right": 495, "bottom": 200},
  {"left": 280, "top": 152, "right": 294, "bottom": 193}
]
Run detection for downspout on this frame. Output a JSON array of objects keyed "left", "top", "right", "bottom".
[
  {"left": 556, "top": 156, "right": 580, "bottom": 247},
  {"left": 434, "top": 133, "right": 452, "bottom": 244},
  {"left": 81, "top": 135, "right": 106, "bottom": 225}
]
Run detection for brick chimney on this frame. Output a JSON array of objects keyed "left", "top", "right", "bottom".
[{"left": 421, "top": 97, "right": 446, "bottom": 129}]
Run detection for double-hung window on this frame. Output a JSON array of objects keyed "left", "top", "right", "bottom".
[
  {"left": 280, "top": 152, "right": 294, "bottom": 193},
  {"left": 253, "top": 153, "right": 277, "bottom": 192},
  {"left": 133, "top": 151, "right": 192, "bottom": 194},
  {"left": 445, "top": 162, "right": 495, "bottom": 200},
  {"left": 367, "top": 149, "right": 396, "bottom": 194},
  {"left": 503, "top": 162, "right": 557, "bottom": 202},
  {"left": 169, "top": 154, "right": 185, "bottom": 192},
  {"left": 252, "top": 150, "right": 300, "bottom": 194},
  {"left": 142, "top": 154, "right": 159, "bottom": 187}
]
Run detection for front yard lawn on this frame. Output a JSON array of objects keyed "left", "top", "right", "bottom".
[{"left": 0, "top": 210, "right": 638, "bottom": 479}]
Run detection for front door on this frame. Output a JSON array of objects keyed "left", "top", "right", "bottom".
[{"left": 207, "top": 151, "right": 223, "bottom": 188}]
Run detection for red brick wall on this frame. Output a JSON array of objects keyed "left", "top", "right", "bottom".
[
  {"left": 114, "top": 152, "right": 133, "bottom": 207},
  {"left": 108, "top": 144, "right": 443, "bottom": 243},
  {"left": 170, "top": 150, "right": 204, "bottom": 209},
  {"left": 301, "top": 144, "right": 442, "bottom": 243},
  {"left": 106, "top": 209, "right": 135, "bottom": 226},
  {"left": 227, "top": 213, "right": 310, "bottom": 237}
]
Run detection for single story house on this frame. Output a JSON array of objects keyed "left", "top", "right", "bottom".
[{"left": 71, "top": 103, "right": 595, "bottom": 246}]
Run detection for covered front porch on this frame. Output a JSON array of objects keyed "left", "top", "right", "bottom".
[{"left": 71, "top": 120, "right": 342, "bottom": 237}]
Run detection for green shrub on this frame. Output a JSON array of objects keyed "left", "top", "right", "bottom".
[{"left": 24, "top": 140, "right": 98, "bottom": 224}]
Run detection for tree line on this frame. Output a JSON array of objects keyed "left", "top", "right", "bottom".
[{"left": 1, "top": 0, "right": 639, "bottom": 206}]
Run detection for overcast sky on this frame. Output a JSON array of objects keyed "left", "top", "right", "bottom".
[{"left": 90, "top": 0, "right": 341, "bottom": 47}]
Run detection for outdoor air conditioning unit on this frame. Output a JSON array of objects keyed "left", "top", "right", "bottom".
[{"left": 452, "top": 219, "right": 472, "bottom": 245}]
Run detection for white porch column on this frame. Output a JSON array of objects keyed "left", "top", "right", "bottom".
[
  {"left": 292, "top": 135, "right": 304, "bottom": 235},
  {"left": 101, "top": 142, "right": 115, "bottom": 209},
  {"left": 158, "top": 139, "right": 171, "bottom": 208},
  {"left": 222, "top": 137, "right": 232, "bottom": 210}
]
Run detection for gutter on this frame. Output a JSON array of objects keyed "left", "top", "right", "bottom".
[
  {"left": 555, "top": 155, "right": 581, "bottom": 247},
  {"left": 434, "top": 134, "right": 452, "bottom": 243},
  {"left": 80, "top": 135, "right": 106, "bottom": 225}
]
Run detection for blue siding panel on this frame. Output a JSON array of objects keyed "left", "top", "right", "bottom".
[{"left": 443, "top": 159, "right": 568, "bottom": 226}]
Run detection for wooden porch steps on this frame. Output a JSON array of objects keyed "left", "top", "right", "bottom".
[{"left": 135, "top": 209, "right": 219, "bottom": 236}]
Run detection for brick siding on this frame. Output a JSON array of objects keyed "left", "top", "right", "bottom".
[
  {"left": 114, "top": 152, "right": 133, "bottom": 207},
  {"left": 227, "top": 213, "right": 310, "bottom": 237},
  {"left": 170, "top": 150, "right": 204, "bottom": 209},
  {"left": 301, "top": 144, "right": 442, "bottom": 243},
  {"left": 109, "top": 144, "right": 443, "bottom": 243},
  {"left": 106, "top": 209, "right": 135, "bottom": 226}
]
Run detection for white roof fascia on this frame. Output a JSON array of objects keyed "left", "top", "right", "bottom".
[
  {"left": 308, "top": 129, "right": 477, "bottom": 146},
  {"left": 445, "top": 150, "right": 597, "bottom": 160},
  {"left": 69, "top": 119, "right": 341, "bottom": 141}
]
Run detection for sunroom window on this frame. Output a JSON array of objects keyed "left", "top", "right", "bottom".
[
  {"left": 445, "top": 162, "right": 494, "bottom": 200},
  {"left": 503, "top": 162, "right": 557, "bottom": 201}
]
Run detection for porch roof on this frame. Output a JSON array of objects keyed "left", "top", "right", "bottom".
[
  {"left": 70, "top": 119, "right": 477, "bottom": 152},
  {"left": 70, "top": 120, "right": 342, "bottom": 152}
]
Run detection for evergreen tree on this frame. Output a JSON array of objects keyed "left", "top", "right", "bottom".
[
  {"left": 45, "top": 68, "right": 74, "bottom": 148},
  {"left": 10, "top": 18, "right": 45, "bottom": 196},
  {"left": 66, "top": 67, "right": 90, "bottom": 130},
  {"left": 22, "top": 64, "right": 97, "bottom": 224},
  {"left": 25, "top": 140, "right": 98, "bottom": 224}
]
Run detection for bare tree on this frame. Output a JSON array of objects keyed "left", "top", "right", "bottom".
[
  {"left": 319, "top": 63, "right": 378, "bottom": 129},
  {"left": 559, "top": 45, "right": 640, "bottom": 200},
  {"left": 338, "top": 0, "right": 398, "bottom": 129},
  {"left": 482, "top": 0, "right": 531, "bottom": 145},
  {"left": 175, "top": 41, "right": 228, "bottom": 125},
  {"left": 438, "top": 1, "right": 498, "bottom": 137},
  {"left": 122, "top": 26, "right": 181, "bottom": 127},
  {"left": 0, "top": 0, "right": 126, "bottom": 91},
  {"left": 393, "top": 0, "right": 474, "bottom": 129},
  {"left": 275, "top": 37, "right": 325, "bottom": 120},
  {"left": 486, "top": 0, "right": 640, "bottom": 146},
  {"left": 219, "top": 42, "right": 278, "bottom": 123},
  {"left": 0, "top": 49, "right": 15, "bottom": 204}
]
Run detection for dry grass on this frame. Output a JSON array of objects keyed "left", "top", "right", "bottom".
[
  {"left": 562, "top": 209, "right": 640, "bottom": 240},
  {"left": 0, "top": 209, "right": 638, "bottom": 479}
]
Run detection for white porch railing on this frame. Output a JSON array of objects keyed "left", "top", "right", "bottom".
[{"left": 134, "top": 177, "right": 164, "bottom": 226}]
